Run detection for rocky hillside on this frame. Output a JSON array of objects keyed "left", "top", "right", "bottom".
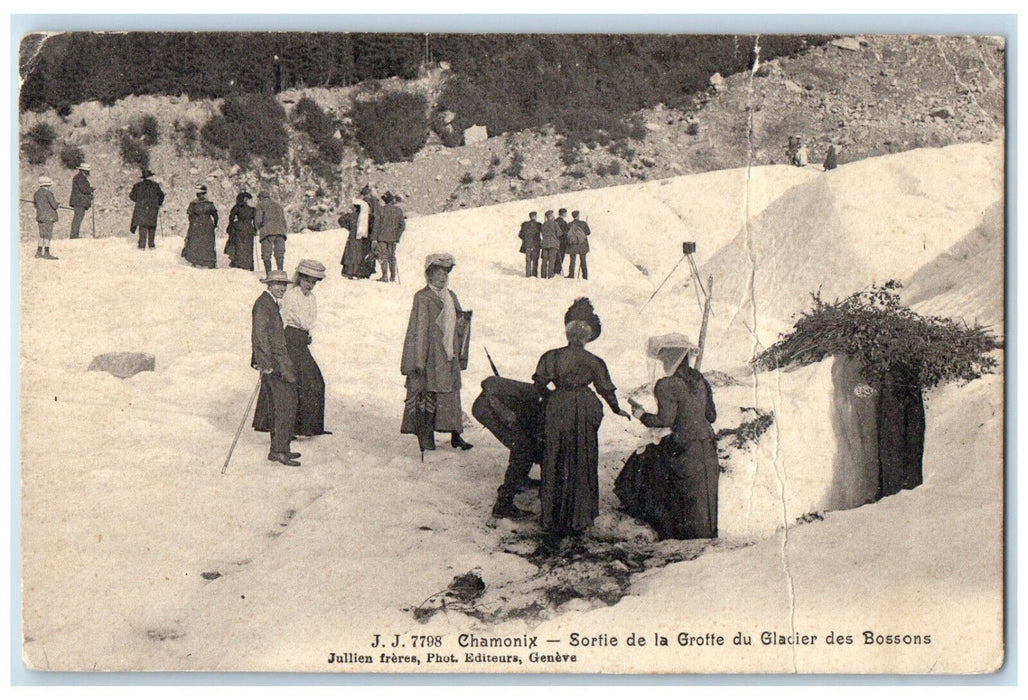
[{"left": 17, "top": 34, "right": 1005, "bottom": 240}]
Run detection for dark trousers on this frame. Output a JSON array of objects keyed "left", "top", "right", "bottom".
[
  {"left": 524, "top": 247, "right": 540, "bottom": 277},
  {"left": 261, "top": 236, "right": 286, "bottom": 273},
  {"left": 471, "top": 390, "right": 536, "bottom": 502},
  {"left": 137, "top": 227, "right": 156, "bottom": 248},
  {"left": 263, "top": 373, "right": 298, "bottom": 454},
  {"left": 541, "top": 248, "right": 558, "bottom": 278},
  {"left": 376, "top": 241, "right": 398, "bottom": 280},
  {"left": 567, "top": 253, "right": 588, "bottom": 279},
  {"left": 554, "top": 241, "right": 567, "bottom": 274},
  {"left": 70, "top": 207, "right": 87, "bottom": 238}
]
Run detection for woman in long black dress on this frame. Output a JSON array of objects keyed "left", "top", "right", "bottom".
[
  {"left": 614, "top": 339, "right": 720, "bottom": 539},
  {"left": 182, "top": 184, "right": 218, "bottom": 268},
  {"left": 533, "top": 298, "right": 630, "bottom": 536},
  {"left": 226, "top": 191, "right": 257, "bottom": 270}
]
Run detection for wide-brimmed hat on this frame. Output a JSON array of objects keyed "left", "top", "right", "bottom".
[
  {"left": 424, "top": 253, "right": 456, "bottom": 271},
  {"left": 195, "top": 184, "right": 207, "bottom": 193},
  {"left": 38, "top": 175, "right": 53, "bottom": 187},
  {"left": 295, "top": 259, "right": 326, "bottom": 280},
  {"left": 78, "top": 162, "right": 91, "bottom": 171},
  {"left": 646, "top": 333, "right": 697, "bottom": 374},
  {"left": 262, "top": 270, "right": 290, "bottom": 285},
  {"left": 141, "top": 168, "right": 154, "bottom": 178}
]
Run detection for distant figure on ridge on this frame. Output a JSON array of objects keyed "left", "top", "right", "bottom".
[
  {"left": 823, "top": 144, "right": 839, "bottom": 171},
  {"left": 129, "top": 168, "right": 165, "bottom": 250},
  {"left": 68, "top": 162, "right": 93, "bottom": 239},
  {"left": 182, "top": 184, "right": 218, "bottom": 268},
  {"left": 32, "top": 175, "right": 59, "bottom": 260}
]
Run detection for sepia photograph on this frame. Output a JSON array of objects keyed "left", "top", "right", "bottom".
[{"left": 14, "top": 19, "right": 1008, "bottom": 677}]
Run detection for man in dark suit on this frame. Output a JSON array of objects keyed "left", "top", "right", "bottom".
[
  {"left": 69, "top": 163, "right": 94, "bottom": 239},
  {"left": 251, "top": 270, "right": 300, "bottom": 466},
  {"left": 129, "top": 168, "right": 165, "bottom": 250},
  {"left": 554, "top": 207, "right": 570, "bottom": 276},
  {"left": 518, "top": 211, "right": 541, "bottom": 277}
]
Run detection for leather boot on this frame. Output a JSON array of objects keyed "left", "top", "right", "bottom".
[
  {"left": 491, "top": 495, "right": 533, "bottom": 520},
  {"left": 451, "top": 433, "right": 473, "bottom": 450}
]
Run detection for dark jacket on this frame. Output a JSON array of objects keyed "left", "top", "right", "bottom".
[
  {"left": 518, "top": 220, "right": 541, "bottom": 252},
  {"left": 567, "top": 219, "right": 591, "bottom": 254},
  {"left": 251, "top": 290, "right": 296, "bottom": 382},
  {"left": 639, "top": 367, "right": 716, "bottom": 443},
  {"left": 255, "top": 196, "right": 288, "bottom": 240},
  {"left": 33, "top": 187, "right": 59, "bottom": 222},
  {"left": 372, "top": 203, "right": 405, "bottom": 243},
  {"left": 69, "top": 171, "right": 94, "bottom": 209},
  {"left": 540, "top": 220, "right": 561, "bottom": 249},
  {"left": 129, "top": 179, "right": 165, "bottom": 229},
  {"left": 556, "top": 216, "right": 570, "bottom": 243}
]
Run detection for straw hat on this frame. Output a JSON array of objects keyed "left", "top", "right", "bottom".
[
  {"left": 424, "top": 253, "right": 456, "bottom": 271},
  {"left": 295, "top": 259, "right": 326, "bottom": 280},
  {"left": 38, "top": 175, "right": 53, "bottom": 187},
  {"left": 78, "top": 162, "right": 91, "bottom": 171}
]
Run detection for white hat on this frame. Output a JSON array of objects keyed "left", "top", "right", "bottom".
[
  {"left": 295, "top": 259, "right": 326, "bottom": 280},
  {"left": 424, "top": 253, "right": 456, "bottom": 270},
  {"left": 38, "top": 175, "right": 53, "bottom": 187},
  {"left": 78, "top": 162, "right": 91, "bottom": 171}
]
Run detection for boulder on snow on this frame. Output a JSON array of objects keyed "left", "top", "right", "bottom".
[
  {"left": 709, "top": 72, "right": 726, "bottom": 91},
  {"left": 88, "top": 352, "right": 155, "bottom": 379},
  {"left": 463, "top": 125, "right": 489, "bottom": 145},
  {"left": 930, "top": 106, "right": 955, "bottom": 119}
]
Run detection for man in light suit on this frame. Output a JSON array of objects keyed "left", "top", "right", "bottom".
[{"left": 251, "top": 270, "right": 300, "bottom": 466}]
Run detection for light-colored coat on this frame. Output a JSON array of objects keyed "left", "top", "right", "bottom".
[{"left": 400, "top": 286, "right": 464, "bottom": 393}]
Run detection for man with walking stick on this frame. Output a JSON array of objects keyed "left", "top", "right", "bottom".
[
  {"left": 68, "top": 162, "right": 94, "bottom": 239},
  {"left": 251, "top": 270, "right": 300, "bottom": 467}
]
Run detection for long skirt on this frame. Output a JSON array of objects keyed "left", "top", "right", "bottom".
[
  {"left": 613, "top": 435, "right": 719, "bottom": 540},
  {"left": 253, "top": 327, "right": 327, "bottom": 436},
  {"left": 539, "top": 386, "right": 603, "bottom": 535},
  {"left": 341, "top": 232, "right": 366, "bottom": 277},
  {"left": 182, "top": 228, "right": 216, "bottom": 268},
  {"left": 228, "top": 232, "right": 255, "bottom": 271}
]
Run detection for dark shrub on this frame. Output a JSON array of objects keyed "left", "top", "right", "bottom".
[
  {"left": 502, "top": 150, "right": 525, "bottom": 178},
  {"left": 173, "top": 119, "right": 199, "bottom": 153},
  {"left": 21, "top": 141, "right": 50, "bottom": 165},
  {"left": 201, "top": 93, "right": 288, "bottom": 165},
  {"left": 59, "top": 143, "right": 85, "bottom": 169},
  {"left": 27, "top": 122, "right": 57, "bottom": 148},
  {"left": 459, "top": 171, "right": 475, "bottom": 185},
  {"left": 293, "top": 97, "right": 347, "bottom": 165},
  {"left": 349, "top": 90, "right": 429, "bottom": 163},
  {"left": 481, "top": 168, "right": 496, "bottom": 182},
  {"left": 490, "top": 154, "right": 501, "bottom": 166},
  {"left": 129, "top": 114, "right": 160, "bottom": 146},
  {"left": 686, "top": 121, "right": 700, "bottom": 136},
  {"left": 119, "top": 132, "right": 150, "bottom": 168}
]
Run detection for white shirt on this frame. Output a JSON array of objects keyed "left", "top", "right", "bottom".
[{"left": 280, "top": 285, "right": 317, "bottom": 331}]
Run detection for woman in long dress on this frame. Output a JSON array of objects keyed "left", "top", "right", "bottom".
[
  {"left": 339, "top": 203, "right": 365, "bottom": 279},
  {"left": 226, "top": 191, "right": 257, "bottom": 270},
  {"left": 614, "top": 338, "right": 720, "bottom": 539},
  {"left": 253, "top": 259, "right": 331, "bottom": 437},
  {"left": 182, "top": 184, "right": 218, "bottom": 268},
  {"left": 534, "top": 298, "right": 630, "bottom": 536},
  {"left": 400, "top": 253, "right": 473, "bottom": 453}
]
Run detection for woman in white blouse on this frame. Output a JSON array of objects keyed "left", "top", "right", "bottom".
[{"left": 279, "top": 259, "right": 331, "bottom": 437}]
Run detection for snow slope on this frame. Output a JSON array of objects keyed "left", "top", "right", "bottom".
[{"left": 19, "top": 141, "right": 1004, "bottom": 673}]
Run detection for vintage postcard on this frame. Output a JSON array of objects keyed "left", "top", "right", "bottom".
[{"left": 16, "top": 27, "right": 1007, "bottom": 675}]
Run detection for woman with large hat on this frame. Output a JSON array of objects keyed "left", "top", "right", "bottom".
[
  {"left": 226, "top": 191, "right": 257, "bottom": 270},
  {"left": 254, "top": 259, "right": 331, "bottom": 437},
  {"left": 533, "top": 298, "right": 630, "bottom": 536},
  {"left": 401, "top": 253, "right": 473, "bottom": 453},
  {"left": 182, "top": 184, "right": 218, "bottom": 268},
  {"left": 613, "top": 333, "right": 720, "bottom": 540}
]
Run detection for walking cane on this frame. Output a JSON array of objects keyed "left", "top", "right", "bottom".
[
  {"left": 91, "top": 205, "right": 96, "bottom": 238},
  {"left": 222, "top": 375, "right": 263, "bottom": 474}
]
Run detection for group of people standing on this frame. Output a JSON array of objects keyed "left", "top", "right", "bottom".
[
  {"left": 339, "top": 185, "right": 406, "bottom": 282},
  {"left": 250, "top": 259, "right": 331, "bottom": 467},
  {"left": 30, "top": 162, "right": 95, "bottom": 260},
  {"left": 182, "top": 185, "right": 292, "bottom": 273},
  {"left": 518, "top": 208, "right": 592, "bottom": 280}
]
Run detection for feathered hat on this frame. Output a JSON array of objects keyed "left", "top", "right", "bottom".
[{"left": 564, "top": 297, "right": 601, "bottom": 342}]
